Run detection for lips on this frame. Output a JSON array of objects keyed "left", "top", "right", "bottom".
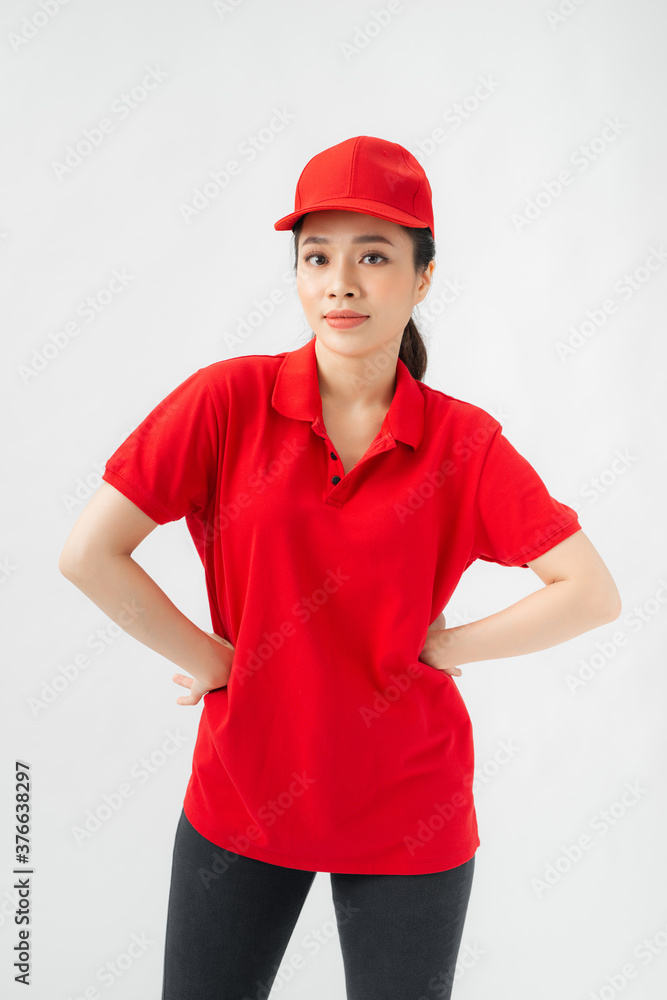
[
  {"left": 324, "top": 310, "right": 369, "bottom": 329},
  {"left": 325, "top": 311, "right": 368, "bottom": 318},
  {"left": 325, "top": 315, "right": 368, "bottom": 329}
]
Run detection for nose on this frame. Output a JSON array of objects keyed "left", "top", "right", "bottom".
[{"left": 325, "top": 257, "right": 360, "bottom": 300}]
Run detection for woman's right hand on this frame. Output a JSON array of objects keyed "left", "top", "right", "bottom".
[{"left": 172, "top": 631, "right": 235, "bottom": 706}]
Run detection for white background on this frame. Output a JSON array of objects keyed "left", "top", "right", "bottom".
[{"left": 2, "top": 0, "right": 666, "bottom": 997}]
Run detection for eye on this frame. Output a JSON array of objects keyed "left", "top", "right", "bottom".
[{"left": 301, "top": 252, "right": 388, "bottom": 265}]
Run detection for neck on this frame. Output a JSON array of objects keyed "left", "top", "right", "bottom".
[{"left": 314, "top": 336, "right": 399, "bottom": 410}]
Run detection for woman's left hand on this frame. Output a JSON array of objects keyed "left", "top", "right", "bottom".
[{"left": 419, "top": 611, "right": 463, "bottom": 677}]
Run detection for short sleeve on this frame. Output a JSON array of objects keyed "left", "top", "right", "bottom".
[
  {"left": 472, "top": 424, "right": 581, "bottom": 568},
  {"left": 101, "top": 368, "right": 219, "bottom": 525}
]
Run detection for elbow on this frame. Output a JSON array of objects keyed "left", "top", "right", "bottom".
[
  {"left": 58, "top": 543, "right": 96, "bottom": 583},
  {"left": 602, "top": 576, "right": 623, "bottom": 622},
  {"left": 602, "top": 594, "right": 623, "bottom": 624},
  {"left": 59, "top": 545, "right": 129, "bottom": 582},
  {"left": 553, "top": 577, "right": 623, "bottom": 627},
  {"left": 58, "top": 548, "right": 83, "bottom": 582},
  {"left": 591, "top": 583, "right": 623, "bottom": 626}
]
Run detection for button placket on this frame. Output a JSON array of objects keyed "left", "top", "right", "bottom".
[
  {"left": 329, "top": 435, "right": 396, "bottom": 500},
  {"left": 312, "top": 415, "right": 397, "bottom": 501}
]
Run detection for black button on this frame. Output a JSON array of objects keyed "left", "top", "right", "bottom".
[
  {"left": 331, "top": 475, "right": 341, "bottom": 485},
  {"left": 330, "top": 451, "right": 338, "bottom": 460}
]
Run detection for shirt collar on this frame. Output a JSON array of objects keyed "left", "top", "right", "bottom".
[{"left": 271, "top": 335, "right": 425, "bottom": 450}]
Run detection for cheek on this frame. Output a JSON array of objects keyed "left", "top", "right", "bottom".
[
  {"left": 375, "top": 276, "right": 411, "bottom": 305},
  {"left": 296, "top": 274, "right": 321, "bottom": 303}
]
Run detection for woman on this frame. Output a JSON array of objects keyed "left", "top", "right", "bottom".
[{"left": 59, "top": 135, "right": 621, "bottom": 1000}]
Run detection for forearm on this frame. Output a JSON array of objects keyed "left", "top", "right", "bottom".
[
  {"left": 424, "top": 580, "right": 619, "bottom": 670},
  {"left": 60, "top": 553, "right": 231, "bottom": 686}
]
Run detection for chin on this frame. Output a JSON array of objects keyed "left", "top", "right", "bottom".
[{"left": 319, "top": 330, "right": 387, "bottom": 358}]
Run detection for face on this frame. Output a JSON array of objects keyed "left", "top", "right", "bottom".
[{"left": 295, "top": 210, "right": 434, "bottom": 360}]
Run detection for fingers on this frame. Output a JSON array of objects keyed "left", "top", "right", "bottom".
[
  {"left": 172, "top": 673, "right": 193, "bottom": 689},
  {"left": 432, "top": 665, "right": 463, "bottom": 678},
  {"left": 173, "top": 674, "right": 208, "bottom": 706},
  {"left": 176, "top": 690, "right": 199, "bottom": 706},
  {"left": 173, "top": 673, "right": 198, "bottom": 706}
]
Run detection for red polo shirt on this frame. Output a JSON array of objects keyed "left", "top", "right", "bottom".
[{"left": 101, "top": 335, "right": 581, "bottom": 874}]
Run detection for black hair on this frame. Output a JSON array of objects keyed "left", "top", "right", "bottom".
[{"left": 292, "top": 216, "right": 435, "bottom": 382}]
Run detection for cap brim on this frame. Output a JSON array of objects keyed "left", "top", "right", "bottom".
[{"left": 274, "top": 200, "right": 431, "bottom": 233}]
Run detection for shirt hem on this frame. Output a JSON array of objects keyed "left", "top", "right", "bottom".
[
  {"left": 101, "top": 467, "right": 173, "bottom": 525},
  {"left": 512, "top": 517, "right": 581, "bottom": 566},
  {"left": 182, "top": 801, "right": 479, "bottom": 875}
]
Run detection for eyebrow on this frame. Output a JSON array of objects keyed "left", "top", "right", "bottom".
[{"left": 300, "top": 234, "right": 395, "bottom": 248}]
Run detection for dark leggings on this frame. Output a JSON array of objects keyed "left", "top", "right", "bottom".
[{"left": 161, "top": 808, "right": 475, "bottom": 1000}]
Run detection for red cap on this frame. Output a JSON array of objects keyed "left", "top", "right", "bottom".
[{"left": 273, "top": 135, "right": 435, "bottom": 239}]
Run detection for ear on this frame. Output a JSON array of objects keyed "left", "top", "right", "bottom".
[{"left": 415, "top": 259, "right": 435, "bottom": 304}]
